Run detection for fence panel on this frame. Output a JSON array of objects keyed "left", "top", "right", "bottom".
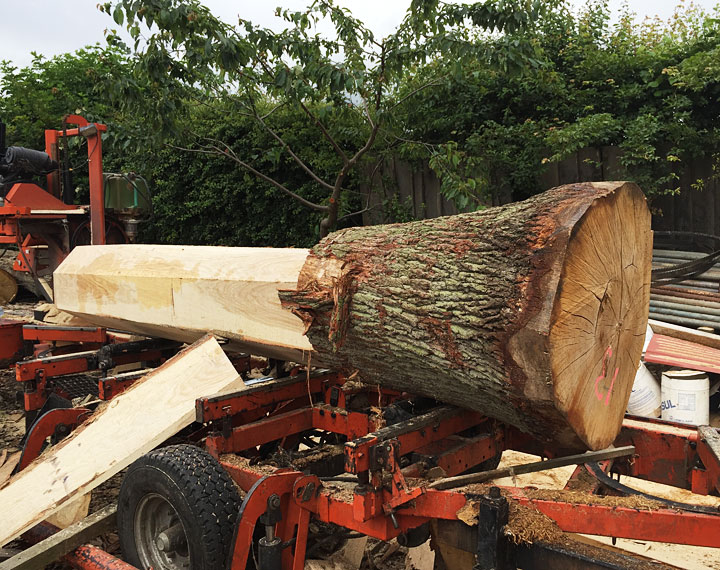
[{"left": 362, "top": 149, "right": 717, "bottom": 234}]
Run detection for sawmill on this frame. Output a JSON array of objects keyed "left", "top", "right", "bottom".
[{"left": 1, "top": 122, "right": 720, "bottom": 570}]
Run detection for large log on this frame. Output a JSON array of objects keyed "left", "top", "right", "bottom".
[
  {"left": 279, "top": 181, "right": 651, "bottom": 450},
  {"left": 54, "top": 182, "right": 651, "bottom": 450}
]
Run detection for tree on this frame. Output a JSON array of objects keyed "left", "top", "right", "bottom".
[
  {"left": 396, "top": 0, "right": 720, "bottom": 206},
  {"left": 101, "top": 0, "right": 543, "bottom": 236},
  {"left": 0, "top": 45, "right": 131, "bottom": 150}
]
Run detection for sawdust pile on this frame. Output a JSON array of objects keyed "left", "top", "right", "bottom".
[
  {"left": 504, "top": 501, "right": 564, "bottom": 544},
  {"left": 522, "top": 488, "right": 665, "bottom": 510}
]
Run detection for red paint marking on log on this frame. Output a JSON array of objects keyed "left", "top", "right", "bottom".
[
  {"left": 594, "top": 346, "right": 619, "bottom": 406},
  {"left": 451, "top": 239, "right": 474, "bottom": 256},
  {"left": 419, "top": 317, "right": 464, "bottom": 368}
]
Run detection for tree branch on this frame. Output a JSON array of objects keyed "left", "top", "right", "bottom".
[
  {"left": 167, "top": 140, "right": 329, "bottom": 212},
  {"left": 388, "top": 78, "right": 444, "bottom": 112},
  {"left": 256, "top": 59, "right": 350, "bottom": 166},
  {"left": 298, "top": 99, "right": 350, "bottom": 165},
  {"left": 250, "top": 100, "right": 337, "bottom": 192}
]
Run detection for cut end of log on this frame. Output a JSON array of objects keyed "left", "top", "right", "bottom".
[{"left": 548, "top": 182, "right": 651, "bottom": 449}]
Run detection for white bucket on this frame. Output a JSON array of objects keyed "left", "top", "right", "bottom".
[
  {"left": 642, "top": 324, "right": 653, "bottom": 354},
  {"left": 627, "top": 362, "right": 661, "bottom": 418},
  {"left": 660, "top": 369, "right": 710, "bottom": 425}
]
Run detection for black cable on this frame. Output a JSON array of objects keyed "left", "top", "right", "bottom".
[
  {"left": 588, "top": 462, "right": 720, "bottom": 515},
  {"left": 56, "top": 131, "right": 101, "bottom": 177},
  {"left": 651, "top": 231, "right": 720, "bottom": 285}
]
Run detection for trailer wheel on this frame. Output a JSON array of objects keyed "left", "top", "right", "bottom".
[{"left": 118, "top": 444, "right": 241, "bottom": 570}]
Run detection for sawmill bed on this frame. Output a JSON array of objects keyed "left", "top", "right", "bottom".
[{"left": 1, "top": 309, "right": 720, "bottom": 569}]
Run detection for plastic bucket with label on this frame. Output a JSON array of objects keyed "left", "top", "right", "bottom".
[
  {"left": 660, "top": 369, "right": 710, "bottom": 425},
  {"left": 627, "top": 362, "right": 661, "bottom": 418}
]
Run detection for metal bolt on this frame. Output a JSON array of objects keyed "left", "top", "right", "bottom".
[
  {"left": 155, "top": 533, "right": 171, "bottom": 552},
  {"left": 268, "top": 494, "right": 281, "bottom": 509},
  {"left": 155, "top": 523, "right": 184, "bottom": 553}
]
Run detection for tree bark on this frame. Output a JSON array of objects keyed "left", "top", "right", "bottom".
[{"left": 279, "top": 182, "right": 651, "bottom": 450}]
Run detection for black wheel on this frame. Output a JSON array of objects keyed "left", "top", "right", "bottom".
[
  {"left": 70, "top": 216, "right": 128, "bottom": 248},
  {"left": 118, "top": 444, "right": 241, "bottom": 570}
]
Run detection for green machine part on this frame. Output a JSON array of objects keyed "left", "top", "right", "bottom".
[{"left": 104, "top": 173, "right": 152, "bottom": 212}]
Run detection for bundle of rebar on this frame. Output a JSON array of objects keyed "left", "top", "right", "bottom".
[{"left": 651, "top": 249, "right": 720, "bottom": 330}]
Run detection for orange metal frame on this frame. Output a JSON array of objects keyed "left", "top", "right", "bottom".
[
  {"left": 11, "top": 357, "right": 720, "bottom": 569},
  {"left": 43, "top": 114, "right": 107, "bottom": 245},
  {"left": 198, "top": 376, "right": 720, "bottom": 568}
]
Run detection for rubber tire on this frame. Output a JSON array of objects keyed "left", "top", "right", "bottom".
[{"left": 118, "top": 444, "right": 241, "bottom": 570}]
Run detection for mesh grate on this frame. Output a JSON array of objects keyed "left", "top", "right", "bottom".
[{"left": 51, "top": 374, "right": 99, "bottom": 400}]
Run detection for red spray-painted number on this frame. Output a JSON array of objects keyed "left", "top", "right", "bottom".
[{"left": 594, "top": 346, "right": 619, "bottom": 406}]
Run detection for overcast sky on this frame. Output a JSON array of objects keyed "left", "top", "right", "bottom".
[{"left": 1, "top": 0, "right": 719, "bottom": 69}]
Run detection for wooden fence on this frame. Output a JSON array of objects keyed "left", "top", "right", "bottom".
[{"left": 364, "top": 148, "right": 719, "bottom": 235}]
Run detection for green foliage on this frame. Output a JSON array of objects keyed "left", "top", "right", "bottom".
[
  {"left": 0, "top": 46, "right": 131, "bottom": 150},
  {"left": 99, "top": 0, "right": 541, "bottom": 235},
  {"left": 397, "top": 0, "right": 720, "bottom": 203},
  {"left": 140, "top": 102, "right": 363, "bottom": 247},
  {"left": 4, "top": 0, "right": 720, "bottom": 248},
  {"left": 0, "top": 45, "right": 144, "bottom": 203}
]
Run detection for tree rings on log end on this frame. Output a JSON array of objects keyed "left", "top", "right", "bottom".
[{"left": 549, "top": 182, "right": 651, "bottom": 449}]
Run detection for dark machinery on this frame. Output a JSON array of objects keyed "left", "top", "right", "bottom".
[{"left": 0, "top": 115, "right": 150, "bottom": 300}]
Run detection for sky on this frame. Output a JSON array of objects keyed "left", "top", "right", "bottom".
[{"left": 1, "top": 0, "right": 719, "bottom": 69}]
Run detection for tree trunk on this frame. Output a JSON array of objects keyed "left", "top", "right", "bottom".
[
  {"left": 279, "top": 182, "right": 651, "bottom": 450},
  {"left": 54, "top": 182, "right": 651, "bottom": 451}
]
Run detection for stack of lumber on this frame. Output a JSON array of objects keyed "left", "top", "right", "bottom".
[{"left": 54, "top": 181, "right": 652, "bottom": 451}]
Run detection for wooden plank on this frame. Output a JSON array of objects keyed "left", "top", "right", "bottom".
[
  {"left": 441, "top": 193, "right": 458, "bottom": 216},
  {"left": 557, "top": 155, "right": 579, "bottom": 185},
  {"left": 538, "top": 160, "right": 559, "bottom": 190},
  {"left": 692, "top": 158, "right": 714, "bottom": 235},
  {"left": 652, "top": 194, "right": 675, "bottom": 231},
  {"left": 413, "top": 169, "right": 425, "bottom": 219},
  {"left": 394, "top": 160, "right": 414, "bottom": 211},
  {"left": 0, "top": 453, "right": 20, "bottom": 486},
  {"left": 53, "top": 244, "right": 314, "bottom": 362},
  {"left": 676, "top": 167, "right": 694, "bottom": 232},
  {"left": 0, "top": 336, "right": 244, "bottom": 547},
  {"left": 601, "top": 145, "right": 623, "bottom": 180},
  {"left": 424, "top": 168, "right": 442, "bottom": 219},
  {"left": 0, "top": 504, "right": 116, "bottom": 570},
  {"left": 648, "top": 319, "right": 720, "bottom": 351},
  {"left": 45, "top": 494, "right": 91, "bottom": 529}
]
